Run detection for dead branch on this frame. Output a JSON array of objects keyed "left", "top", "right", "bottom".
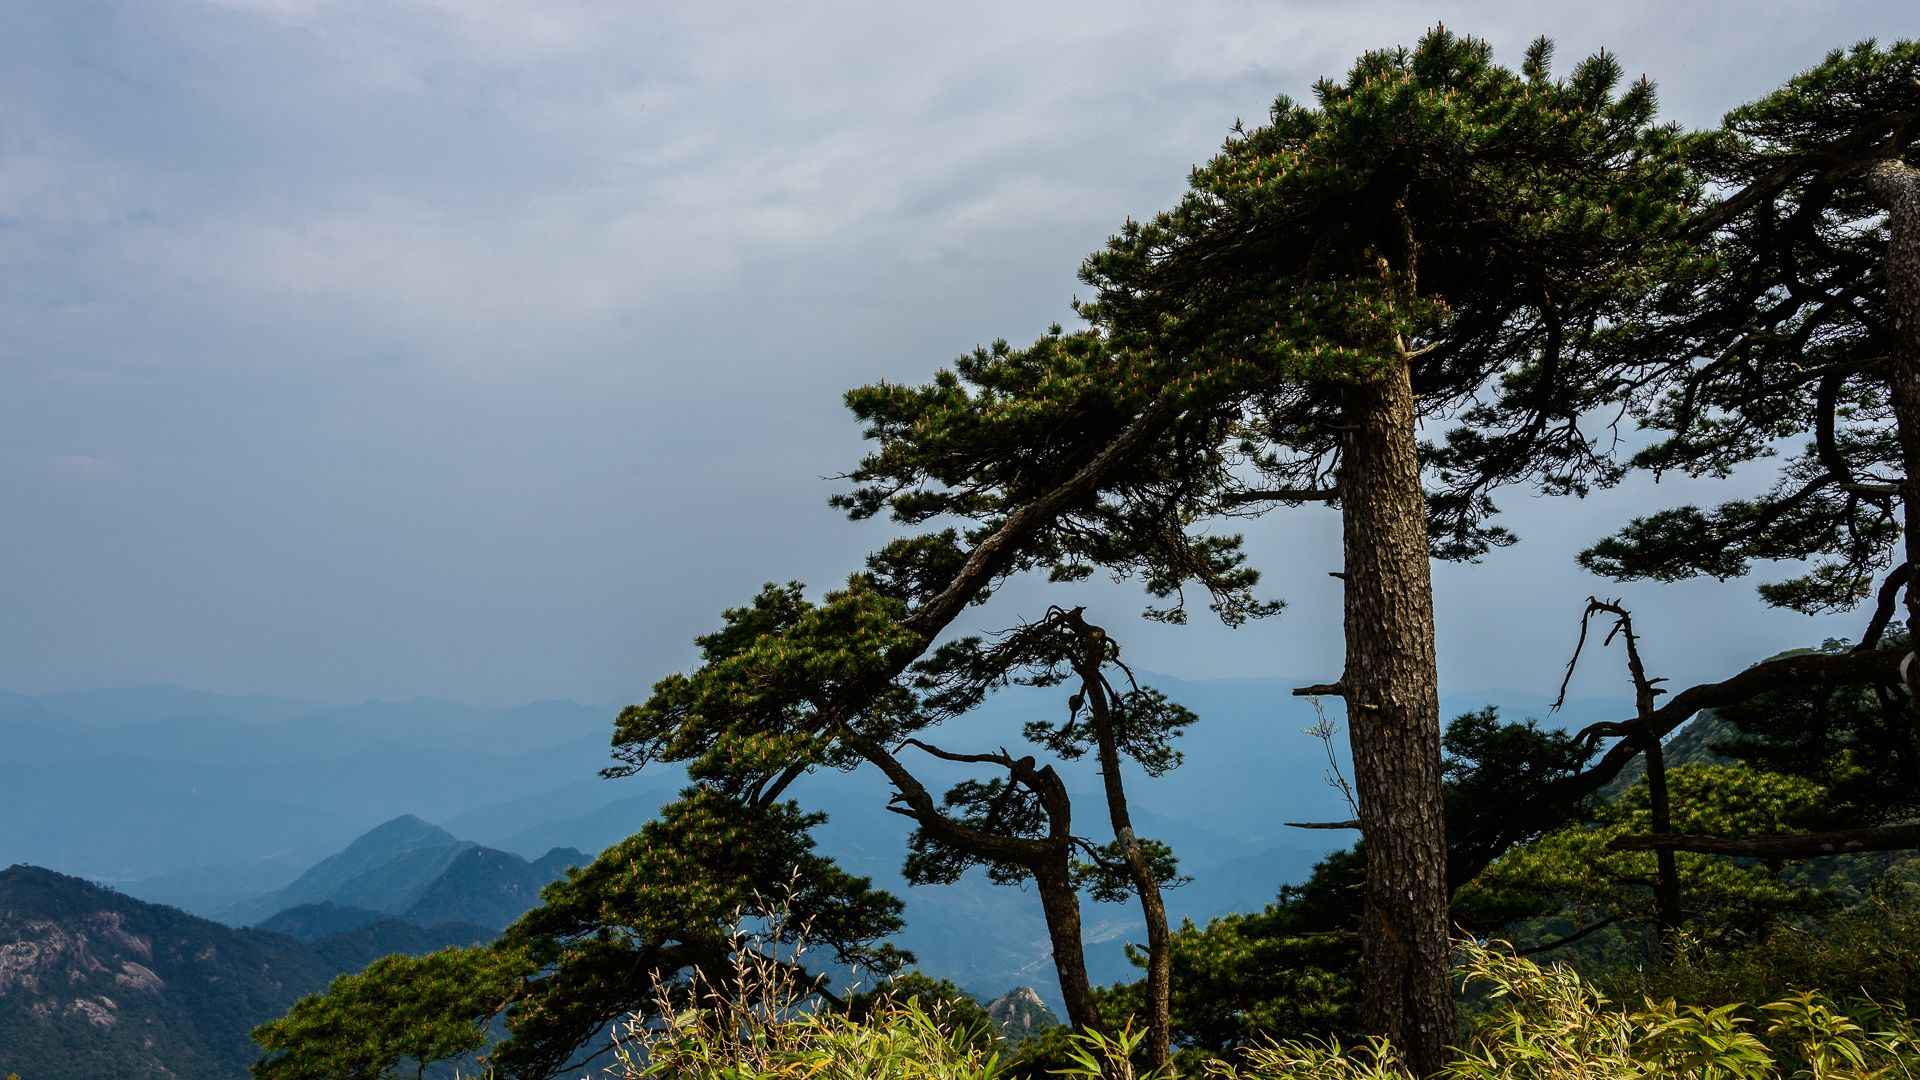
[
  {"left": 1608, "top": 823, "right": 1920, "bottom": 858},
  {"left": 1857, "top": 562, "right": 1913, "bottom": 652}
]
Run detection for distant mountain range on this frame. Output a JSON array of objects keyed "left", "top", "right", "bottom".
[
  {"left": 1, "top": 680, "right": 1634, "bottom": 1013},
  {"left": 0, "top": 865, "right": 484, "bottom": 1080},
  {"left": 217, "top": 813, "right": 585, "bottom": 931},
  {"left": 0, "top": 688, "right": 680, "bottom": 906}
]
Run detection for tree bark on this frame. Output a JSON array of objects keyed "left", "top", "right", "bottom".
[
  {"left": 1639, "top": 733, "right": 1683, "bottom": 950},
  {"left": 1336, "top": 357, "right": 1454, "bottom": 1075},
  {"left": 850, "top": 734, "right": 1105, "bottom": 1035},
  {"left": 1033, "top": 860, "right": 1104, "bottom": 1035},
  {"left": 1867, "top": 159, "right": 1920, "bottom": 680},
  {"left": 1071, "top": 618, "right": 1174, "bottom": 1071}
]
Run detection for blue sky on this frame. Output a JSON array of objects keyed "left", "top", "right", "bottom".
[{"left": 3, "top": 0, "right": 1912, "bottom": 705}]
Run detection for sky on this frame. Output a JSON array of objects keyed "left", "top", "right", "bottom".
[{"left": 3, "top": 0, "right": 1914, "bottom": 708}]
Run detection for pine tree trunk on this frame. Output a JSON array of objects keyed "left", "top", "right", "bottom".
[
  {"left": 1127, "top": 862, "right": 1173, "bottom": 1072},
  {"left": 1337, "top": 357, "right": 1455, "bottom": 1076},
  {"left": 1869, "top": 161, "right": 1920, "bottom": 661},
  {"left": 1077, "top": 629, "right": 1173, "bottom": 1070},
  {"left": 1033, "top": 860, "right": 1104, "bottom": 1037},
  {"left": 1641, "top": 734, "right": 1683, "bottom": 949}
]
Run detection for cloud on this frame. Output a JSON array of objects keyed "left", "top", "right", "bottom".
[{"left": 0, "top": 0, "right": 1901, "bottom": 700}]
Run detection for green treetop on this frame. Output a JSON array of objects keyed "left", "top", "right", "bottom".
[
  {"left": 252, "top": 788, "right": 905, "bottom": 1080},
  {"left": 611, "top": 556, "right": 1200, "bottom": 1066},
  {"left": 1584, "top": 40, "right": 1920, "bottom": 615},
  {"left": 845, "top": 28, "right": 1698, "bottom": 1071}
]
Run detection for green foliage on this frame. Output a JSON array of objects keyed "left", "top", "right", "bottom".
[
  {"left": 1707, "top": 637, "right": 1920, "bottom": 827},
  {"left": 616, "top": 996, "right": 1007, "bottom": 1079},
  {"left": 603, "top": 933, "right": 1005, "bottom": 1080},
  {"left": 849, "top": 973, "right": 996, "bottom": 1048},
  {"left": 611, "top": 574, "right": 1201, "bottom": 945},
  {"left": 239, "top": 938, "right": 1920, "bottom": 1080},
  {"left": 1608, "top": 859, "right": 1920, "bottom": 1012},
  {"left": 1458, "top": 763, "right": 1833, "bottom": 940},
  {"left": 608, "top": 580, "right": 920, "bottom": 792},
  {"left": 250, "top": 789, "right": 906, "bottom": 1079},
  {"left": 1442, "top": 708, "right": 1599, "bottom": 894},
  {"left": 837, "top": 326, "right": 1280, "bottom": 627},
  {"left": 1079, "top": 28, "right": 1699, "bottom": 560},
  {"left": 1581, "top": 38, "right": 1920, "bottom": 610},
  {"left": 1047, "top": 942, "right": 1920, "bottom": 1079},
  {"left": 252, "top": 946, "right": 527, "bottom": 1080},
  {"left": 902, "top": 610, "right": 1198, "bottom": 896}
]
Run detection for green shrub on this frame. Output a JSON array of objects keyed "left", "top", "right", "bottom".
[
  {"left": 604, "top": 919, "right": 1005, "bottom": 1080},
  {"left": 592, "top": 929, "right": 1917, "bottom": 1079},
  {"left": 1156, "top": 941, "right": 1920, "bottom": 1080},
  {"left": 1605, "top": 861, "right": 1920, "bottom": 1014},
  {"left": 611, "top": 994, "right": 1005, "bottom": 1079}
]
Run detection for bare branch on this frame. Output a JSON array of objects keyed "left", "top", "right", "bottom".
[
  {"left": 1291, "top": 682, "right": 1347, "bottom": 698},
  {"left": 899, "top": 738, "right": 1016, "bottom": 769},
  {"left": 1552, "top": 600, "right": 1604, "bottom": 712},
  {"left": 1856, "top": 562, "right": 1913, "bottom": 652},
  {"left": 1220, "top": 486, "right": 1341, "bottom": 506},
  {"left": 1608, "top": 824, "right": 1920, "bottom": 858},
  {"left": 1304, "top": 696, "right": 1360, "bottom": 818},
  {"left": 1515, "top": 917, "right": 1619, "bottom": 956}
]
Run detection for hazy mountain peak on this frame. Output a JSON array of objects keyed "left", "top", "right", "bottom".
[
  {"left": 219, "top": 815, "right": 467, "bottom": 927},
  {"left": 354, "top": 813, "right": 456, "bottom": 847}
]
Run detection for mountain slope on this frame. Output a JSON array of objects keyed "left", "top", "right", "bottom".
[
  {"left": 398, "top": 845, "right": 587, "bottom": 929},
  {"left": 225, "top": 819, "right": 588, "bottom": 933},
  {"left": 0, "top": 865, "right": 471, "bottom": 1080},
  {"left": 256, "top": 901, "right": 396, "bottom": 941},
  {"left": 305, "top": 919, "right": 493, "bottom": 970},
  {"left": 220, "top": 814, "right": 468, "bottom": 927},
  {"left": 986, "top": 986, "right": 1060, "bottom": 1041}
]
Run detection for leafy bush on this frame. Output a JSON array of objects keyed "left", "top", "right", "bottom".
[
  {"left": 605, "top": 912, "right": 1005, "bottom": 1080},
  {"left": 1174, "top": 942, "right": 1920, "bottom": 1080},
  {"left": 593, "top": 925, "right": 1917, "bottom": 1079},
  {"left": 1606, "top": 859, "right": 1920, "bottom": 1013}
]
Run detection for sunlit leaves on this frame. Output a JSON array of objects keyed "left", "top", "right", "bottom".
[{"left": 1458, "top": 764, "right": 1832, "bottom": 938}]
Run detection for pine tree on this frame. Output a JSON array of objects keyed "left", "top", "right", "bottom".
[
  {"left": 840, "top": 32, "right": 1699, "bottom": 1067},
  {"left": 1583, "top": 41, "right": 1920, "bottom": 628},
  {"left": 610, "top": 572, "right": 1196, "bottom": 1062},
  {"left": 1069, "top": 31, "right": 1696, "bottom": 1070},
  {"left": 251, "top": 789, "right": 906, "bottom": 1079}
]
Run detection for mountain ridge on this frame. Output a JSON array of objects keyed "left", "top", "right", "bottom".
[
  {"left": 0, "top": 864, "right": 475, "bottom": 1080},
  {"left": 220, "top": 816, "right": 588, "bottom": 932}
]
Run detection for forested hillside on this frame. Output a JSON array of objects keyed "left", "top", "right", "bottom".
[{"left": 0, "top": 867, "right": 480, "bottom": 1080}]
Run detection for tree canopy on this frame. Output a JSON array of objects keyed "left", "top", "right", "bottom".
[
  {"left": 251, "top": 789, "right": 905, "bottom": 1079},
  {"left": 1583, "top": 40, "right": 1920, "bottom": 613}
]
